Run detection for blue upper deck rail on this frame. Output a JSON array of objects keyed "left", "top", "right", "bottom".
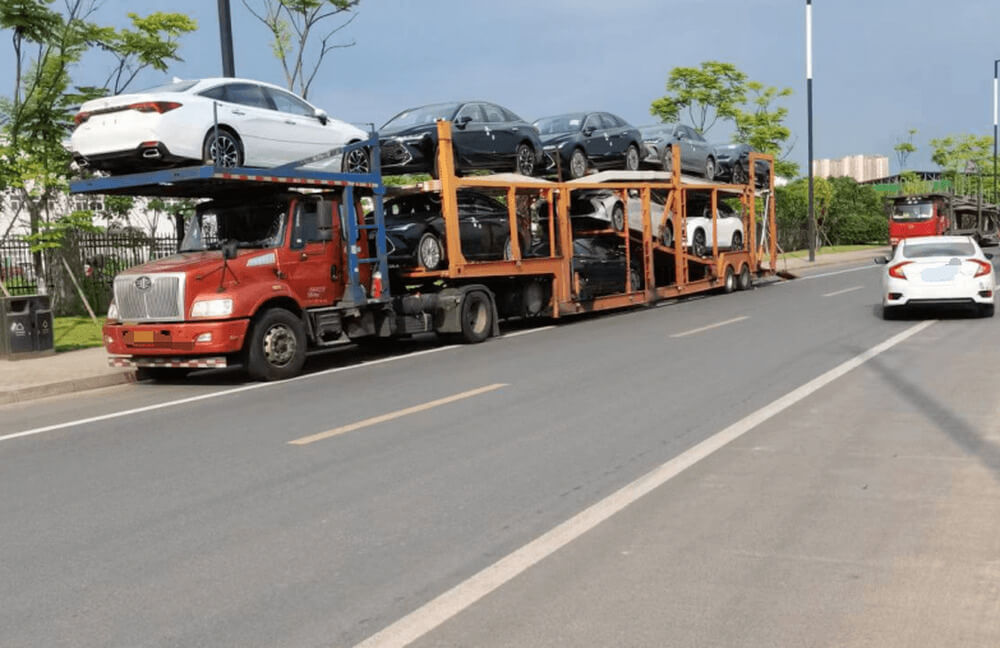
[{"left": 69, "top": 134, "right": 384, "bottom": 198}]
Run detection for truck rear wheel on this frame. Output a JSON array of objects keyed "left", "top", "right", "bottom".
[
  {"left": 460, "top": 291, "right": 493, "bottom": 344},
  {"left": 245, "top": 308, "right": 306, "bottom": 381},
  {"left": 737, "top": 264, "right": 753, "bottom": 291}
]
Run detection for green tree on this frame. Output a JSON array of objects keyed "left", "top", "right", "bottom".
[
  {"left": 825, "top": 176, "right": 887, "bottom": 245},
  {"left": 930, "top": 133, "right": 992, "bottom": 197},
  {"left": 774, "top": 177, "right": 832, "bottom": 250},
  {"left": 243, "top": 0, "right": 360, "bottom": 100},
  {"left": 893, "top": 128, "right": 917, "bottom": 171},
  {"left": 649, "top": 61, "right": 747, "bottom": 135},
  {"left": 733, "top": 81, "right": 797, "bottom": 178}
]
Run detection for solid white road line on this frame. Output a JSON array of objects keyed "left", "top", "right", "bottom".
[
  {"left": 670, "top": 316, "right": 749, "bottom": 338},
  {"left": 501, "top": 325, "right": 556, "bottom": 339},
  {"left": 353, "top": 319, "right": 937, "bottom": 648},
  {"left": 823, "top": 285, "right": 865, "bottom": 297},
  {"left": 776, "top": 264, "right": 879, "bottom": 284}
]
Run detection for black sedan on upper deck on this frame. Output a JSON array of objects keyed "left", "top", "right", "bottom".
[
  {"left": 712, "top": 142, "right": 772, "bottom": 187},
  {"left": 379, "top": 101, "right": 544, "bottom": 178},
  {"left": 533, "top": 112, "right": 643, "bottom": 179}
]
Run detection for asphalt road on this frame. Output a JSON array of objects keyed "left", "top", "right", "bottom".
[{"left": 2, "top": 260, "right": 997, "bottom": 647}]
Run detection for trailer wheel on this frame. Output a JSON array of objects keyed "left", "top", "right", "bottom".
[
  {"left": 417, "top": 232, "right": 444, "bottom": 270},
  {"left": 136, "top": 367, "right": 189, "bottom": 382},
  {"left": 460, "top": 291, "right": 493, "bottom": 344},
  {"left": 245, "top": 308, "right": 306, "bottom": 381},
  {"left": 610, "top": 203, "right": 626, "bottom": 232},
  {"left": 737, "top": 263, "right": 753, "bottom": 291},
  {"left": 724, "top": 266, "right": 736, "bottom": 293}
]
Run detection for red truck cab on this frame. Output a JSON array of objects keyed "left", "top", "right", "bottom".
[
  {"left": 103, "top": 190, "right": 373, "bottom": 379},
  {"left": 888, "top": 195, "right": 948, "bottom": 249}
]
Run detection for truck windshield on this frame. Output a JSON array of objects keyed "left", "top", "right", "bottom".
[
  {"left": 892, "top": 203, "right": 934, "bottom": 222},
  {"left": 181, "top": 200, "right": 288, "bottom": 252}
]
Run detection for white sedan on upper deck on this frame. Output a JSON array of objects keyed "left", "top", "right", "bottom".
[
  {"left": 877, "top": 235, "right": 995, "bottom": 319},
  {"left": 70, "top": 78, "right": 370, "bottom": 174}
]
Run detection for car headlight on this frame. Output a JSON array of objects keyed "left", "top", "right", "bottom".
[
  {"left": 190, "top": 298, "right": 233, "bottom": 318},
  {"left": 107, "top": 301, "right": 119, "bottom": 322},
  {"left": 398, "top": 135, "right": 425, "bottom": 144}
]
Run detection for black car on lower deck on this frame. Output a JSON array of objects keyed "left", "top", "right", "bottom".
[
  {"left": 533, "top": 112, "right": 644, "bottom": 179},
  {"left": 570, "top": 236, "right": 643, "bottom": 298},
  {"left": 379, "top": 102, "right": 544, "bottom": 178}
]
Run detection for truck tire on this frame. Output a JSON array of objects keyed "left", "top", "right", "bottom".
[
  {"left": 723, "top": 266, "right": 736, "bottom": 293},
  {"left": 737, "top": 264, "right": 753, "bottom": 291},
  {"left": 460, "top": 291, "right": 493, "bottom": 344},
  {"left": 245, "top": 308, "right": 307, "bottom": 381}
]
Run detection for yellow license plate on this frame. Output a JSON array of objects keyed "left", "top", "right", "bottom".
[{"left": 133, "top": 331, "right": 154, "bottom": 343}]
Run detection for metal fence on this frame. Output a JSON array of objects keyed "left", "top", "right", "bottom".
[{"left": 0, "top": 232, "right": 179, "bottom": 316}]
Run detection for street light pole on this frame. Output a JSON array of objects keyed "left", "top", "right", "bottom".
[
  {"left": 218, "top": 0, "right": 236, "bottom": 77},
  {"left": 806, "top": 0, "right": 816, "bottom": 262},
  {"left": 993, "top": 59, "right": 998, "bottom": 204}
]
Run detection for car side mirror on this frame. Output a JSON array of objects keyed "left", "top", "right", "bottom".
[
  {"left": 582, "top": 127, "right": 595, "bottom": 136},
  {"left": 456, "top": 115, "right": 473, "bottom": 129},
  {"left": 222, "top": 240, "right": 239, "bottom": 260},
  {"left": 874, "top": 256, "right": 889, "bottom": 265},
  {"left": 314, "top": 108, "right": 329, "bottom": 125}
]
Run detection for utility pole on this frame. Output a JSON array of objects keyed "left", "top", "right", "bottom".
[
  {"left": 994, "top": 59, "right": 998, "bottom": 204},
  {"left": 218, "top": 0, "right": 236, "bottom": 77},
  {"left": 806, "top": 0, "right": 816, "bottom": 262}
]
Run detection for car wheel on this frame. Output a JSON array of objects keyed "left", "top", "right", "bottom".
[
  {"left": 610, "top": 203, "right": 626, "bottom": 232},
  {"left": 731, "top": 231, "right": 743, "bottom": 251},
  {"left": 629, "top": 266, "right": 642, "bottom": 292},
  {"left": 502, "top": 236, "right": 526, "bottom": 260},
  {"left": 737, "top": 263, "right": 753, "bottom": 290},
  {"left": 515, "top": 143, "right": 536, "bottom": 176},
  {"left": 135, "top": 367, "right": 189, "bottom": 382},
  {"left": 704, "top": 156, "right": 716, "bottom": 180},
  {"left": 417, "top": 232, "right": 444, "bottom": 270},
  {"left": 980, "top": 304, "right": 995, "bottom": 318},
  {"left": 661, "top": 147, "right": 674, "bottom": 173},
  {"left": 692, "top": 229, "right": 707, "bottom": 256},
  {"left": 342, "top": 144, "right": 371, "bottom": 174},
  {"left": 203, "top": 129, "right": 244, "bottom": 167},
  {"left": 660, "top": 221, "right": 674, "bottom": 248},
  {"left": 882, "top": 305, "right": 900, "bottom": 320},
  {"left": 245, "top": 308, "right": 306, "bottom": 381},
  {"left": 723, "top": 266, "right": 736, "bottom": 293},
  {"left": 569, "top": 148, "right": 587, "bottom": 179},
  {"left": 624, "top": 144, "right": 640, "bottom": 171},
  {"left": 732, "top": 163, "right": 748, "bottom": 185},
  {"left": 460, "top": 291, "right": 493, "bottom": 343}
]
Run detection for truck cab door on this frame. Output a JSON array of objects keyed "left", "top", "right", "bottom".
[{"left": 284, "top": 198, "right": 343, "bottom": 307}]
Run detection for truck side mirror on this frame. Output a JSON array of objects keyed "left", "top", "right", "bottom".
[
  {"left": 222, "top": 240, "right": 238, "bottom": 260},
  {"left": 873, "top": 256, "right": 889, "bottom": 265}
]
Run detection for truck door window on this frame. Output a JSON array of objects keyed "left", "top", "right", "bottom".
[{"left": 291, "top": 201, "right": 323, "bottom": 249}]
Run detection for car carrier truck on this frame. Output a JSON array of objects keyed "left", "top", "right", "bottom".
[
  {"left": 70, "top": 121, "right": 778, "bottom": 381},
  {"left": 888, "top": 193, "right": 999, "bottom": 250}
]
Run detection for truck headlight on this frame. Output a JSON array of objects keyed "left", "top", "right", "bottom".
[
  {"left": 107, "top": 301, "right": 119, "bottom": 322},
  {"left": 190, "top": 298, "right": 233, "bottom": 318}
]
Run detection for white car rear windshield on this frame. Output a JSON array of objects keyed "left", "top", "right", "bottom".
[{"left": 903, "top": 241, "right": 975, "bottom": 258}]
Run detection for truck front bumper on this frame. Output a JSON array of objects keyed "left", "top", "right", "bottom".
[{"left": 103, "top": 319, "right": 250, "bottom": 357}]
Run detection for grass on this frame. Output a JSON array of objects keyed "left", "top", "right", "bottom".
[
  {"left": 780, "top": 244, "right": 885, "bottom": 259},
  {"left": 53, "top": 316, "right": 105, "bottom": 352}
]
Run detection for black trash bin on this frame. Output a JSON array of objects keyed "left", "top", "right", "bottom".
[{"left": 1, "top": 295, "right": 55, "bottom": 360}]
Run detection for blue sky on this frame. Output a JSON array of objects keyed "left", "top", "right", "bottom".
[{"left": 3, "top": 0, "right": 1000, "bottom": 174}]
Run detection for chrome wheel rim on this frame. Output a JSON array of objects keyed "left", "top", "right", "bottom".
[
  {"left": 345, "top": 147, "right": 370, "bottom": 173},
  {"left": 262, "top": 323, "right": 296, "bottom": 367},
  {"left": 705, "top": 159, "right": 715, "bottom": 179},
  {"left": 612, "top": 206, "right": 624, "bottom": 231},
  {"left": 626, "top": 146, "right": 639, "bottom": 170},
  {"left": 504, "top": 238, "right": 513, "bottom": 260},
  {"left": 571, "top": 151, "right": 586, "bottom": 178},
  {"left": 209, "top": 134, "right": 240, "bottom": 167},
  {"left": 694, "top": 232, "right": 706, "bottom": 255},
  {"left": 419, "top": 235, "right": 442, "bottom": 269},
  {"left": 517, "top": 147, "right": 534, "bottom": 175}
]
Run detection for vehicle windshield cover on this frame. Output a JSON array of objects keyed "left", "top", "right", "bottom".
[
  {"left": 534, "top": 114, "right": 584, "bottom": 135},
  {"left": 903, "top": 240, "right": 975, "bottom": 258},
  {"left": 382, "top": 103, "right": 460, "bottom": 130},
  {"left": 892, "top": 202, "right": 933, "bottom": 222},
  {"left": 181, "top": 200, "right": 288, "bottom": 252}
]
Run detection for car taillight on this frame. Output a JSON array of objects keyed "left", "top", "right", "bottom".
[
  {"left": 888, "top": 261, "right": 912, "bottom": 279},
  {"left": 128, "top": 101, "right": 182, "bottom": 114},
  {"left": 74, "top": 112, "right": 91, "bottom": 125},
  {"left": 970, "top": 259, "right": 993, "bottom": 277}
]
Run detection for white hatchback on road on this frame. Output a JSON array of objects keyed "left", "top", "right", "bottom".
[
  {"left": 70, "top": 78, "right": 370, "bottom": 174},
  {"left": 876, "top": 235, "right": 995, "bottom": 319}
]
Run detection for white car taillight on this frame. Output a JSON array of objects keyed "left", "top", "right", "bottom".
[
  {"left": 888, "top": 262, "right": 912, "bottom": 279},
  {"left": 970, "top": 259, "right": 993, "bottom": 277}
]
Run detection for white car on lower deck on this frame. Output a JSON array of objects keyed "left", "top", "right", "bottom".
[
  {"left": 877, "top": 235, "right": 995, "bottom": 318},
  {"left": 70, "top": 78, "right": 370, "bottom": 174}
]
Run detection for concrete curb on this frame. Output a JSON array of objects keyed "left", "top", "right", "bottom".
[
  {"left": 0, "top": 370, "right": 137, "bottom": 406},
  {"left": 775, "top": 248, "right": 890, "bottom": 274}
]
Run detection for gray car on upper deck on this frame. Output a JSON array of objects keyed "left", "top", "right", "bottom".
[{"left": 639, "top": 123, "right": 717, "bottom": 180}]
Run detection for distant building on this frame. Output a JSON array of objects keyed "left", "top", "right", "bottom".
[{"left": 812, "top": 154, "right": 889, "bottom": 183}]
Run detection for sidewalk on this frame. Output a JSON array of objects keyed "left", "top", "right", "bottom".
[
  {"left": 775, "top": 246, "right": 889, "bottom": 273},
  {"left": 0, "top": 347, "right": 134, "bottom": 406}
]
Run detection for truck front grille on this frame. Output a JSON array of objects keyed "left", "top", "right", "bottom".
[{"left": 114, "top": 273, "right": 185, "bottom": 321}]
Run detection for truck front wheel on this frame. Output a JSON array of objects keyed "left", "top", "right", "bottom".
[
  {"left": 460, "top": 291, "right": 493, "bottom": 344},
  {"left": 245, "top": 308, "right": 307, "bottom": 381}
]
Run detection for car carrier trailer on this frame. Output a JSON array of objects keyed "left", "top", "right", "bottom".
[{"left": 70, "top": 121, "right": 778, "bottom": 381}]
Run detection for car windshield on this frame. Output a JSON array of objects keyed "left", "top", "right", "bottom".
[
  {"left": 903, "top": 240, "right": 975, "bottom": 258},
  {"left": 534, "top": 114, "right": 585, "bottom": 135},
  {"left": 892, "top": 202, "right": 934, "bottom": 222},
  {"left": 640, "top": 125, "right": 671, "bottom": 139},
  {"left": 135, "top": 79, "right": 200, "bottom": 94},
  {"left": 181, "top": 200, "right": 288, "bottom": 251},
  {"left": 382, "top": 103, "right": 460, "bottom": 129}
]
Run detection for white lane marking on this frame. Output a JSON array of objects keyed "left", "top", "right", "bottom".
[
  {"left": 501, "top": 325, "right": 556, "bottom": 339},
  {"left": 776, "top": 264, "right": 879, "bottom": 284},
  {"left": 0, "top": 345, "right": 461, "bottom": 443},
  {"left": 669, "top": 316, "right": 749, "bottom": 338},
  {"left": 353, "top": 319, "right": 937, "bottom": 648},
  {"left": 823, "top": 285, "right": 864, "bottom": 298}
]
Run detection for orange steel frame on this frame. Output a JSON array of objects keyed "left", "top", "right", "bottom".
[{"left": 396, "top": 121, "right": 778, "bottom": 318}]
